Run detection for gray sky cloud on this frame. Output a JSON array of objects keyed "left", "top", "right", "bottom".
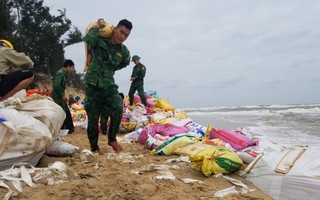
[{"left": 44, "top": 0, "right": 320, "bottom": 108}]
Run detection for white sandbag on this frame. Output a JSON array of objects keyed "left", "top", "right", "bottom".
[
  {"left": 46, "top": 140, "right": 79, "bottom": 156},
  {"left": 16, "top": 98, "right": 65, "bottom": 140},
  {"left": 246, "top": 145, "right": 320, "bottom": 200},
  {"left": 0, "top": 108, "right": 52, "bottom": 170}
]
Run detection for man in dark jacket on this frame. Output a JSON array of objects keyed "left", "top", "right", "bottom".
[
  {"left": 128, "top": 55, "right": 147, "bottom": 107},
  {"left": 83, "top": 18, "right": 132, "bottom": 153},
  {"left": 51, "top": 59, "right": 75, "bottom": 133}
]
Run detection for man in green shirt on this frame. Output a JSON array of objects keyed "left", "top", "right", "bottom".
[
  {"left": 128, "top": 55, "right": 147, "bottom": 107},
  {"left": 83, "top": 18, "right": 132, "bottom": 153},
  {"left": 51, "top": 59, "right": 75, "bottom": 133}
]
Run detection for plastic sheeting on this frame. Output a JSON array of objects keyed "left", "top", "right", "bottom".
[{"left": 245, "top": 146, "right": 320, "bottom": 200}]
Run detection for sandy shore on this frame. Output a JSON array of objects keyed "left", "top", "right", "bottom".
[{"left": 0, "top": 125, "right": 274, "bottom": 200}]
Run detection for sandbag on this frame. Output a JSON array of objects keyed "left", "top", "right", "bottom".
[
  {"left": 46, "top": 140, "right": 79, "bottom": 156},
  {"left": 151, "top": 134, "right": 198, "bottom": 155},
  {"left": 0, "top": 108, "right": 52, "bottom": 170},
  {"left": 208, "top": 128, "right": 259, "bottom": 151},
  {"left": 16, "top": 98, "right": 65, "bottom": 140},
  {"left": 150, "top": 123, "right": 190, "bottom": 137},
  {"left": 26, "top": 89, "right": 50, "bottom": 96},
  {"left": 83, "top": 21, "right": 115, "bottom": 72},
  {"left": 189, "top": 146, "right": 243, "bottom": 176},
  {"left": 153, "top": 98, "right": 175, "bottom": 111}
]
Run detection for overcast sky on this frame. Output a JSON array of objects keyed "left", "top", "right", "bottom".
[{"left": 44, "top": 0, "right": 320, "bottom": 108}]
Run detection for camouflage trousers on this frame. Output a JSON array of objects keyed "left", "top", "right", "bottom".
[
  {"left": 128, "top": 80, "right": 147, "bottom": 106},
  {"left": 84, "top": 84, "right": 123, "bottom": 151},
  {"left": 53, "top": 99, "right": 74, "bottom": 133}
]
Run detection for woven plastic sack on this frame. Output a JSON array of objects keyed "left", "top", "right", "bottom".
[
  {"left": 151, "top": 134, "right": 198, "bottom": 156},
  {"left": 190, "top": 146, "right": 243, "bottom": 176},
  {"left": 208, "top": 128, "right": 259, "bottom": 151}
]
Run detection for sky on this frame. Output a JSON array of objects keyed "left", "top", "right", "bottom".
[{"left": 43, "top": 0, "right": 320, "bottom": 108}]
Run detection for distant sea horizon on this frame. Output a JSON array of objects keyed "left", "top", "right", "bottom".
[{"left": 180, "top": 103, "right": 320, "bottom": 148}]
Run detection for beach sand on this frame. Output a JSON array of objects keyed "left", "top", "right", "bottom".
[{"left": 1, "top": 125, "right": 274, "bottom": 200}]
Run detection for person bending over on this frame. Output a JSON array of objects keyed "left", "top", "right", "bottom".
[{"left": 0, "top": 40, "right": 34, "bottom": 101}]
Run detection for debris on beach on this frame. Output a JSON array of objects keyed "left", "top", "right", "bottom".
[{"left": 1, "top": 89, "right": 320, "bottom": 200}]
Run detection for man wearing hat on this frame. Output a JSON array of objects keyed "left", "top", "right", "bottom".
[
  {"left": 0, "top": 40, "right": 34, "bottom": 101},
  {"left": 128, "top": 55, "right": 147, "bottom": 107}
]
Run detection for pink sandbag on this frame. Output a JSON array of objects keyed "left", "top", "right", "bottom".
[
  {"left": 208, "top": 128, "right": 259, "bottom": 151},
  {"left": 151, "top": 124, "right": 190, "bottom": 137},
  {"left": 145, "top": 94, "right": 152, "bottom": 99},
  {"left": 133, "top": 94, "right": 141, "bottom": 104},
  {"left": 147, "top": 98, "right": 156, "bottom": 106},
  {"left": 137, "top": 125, "right": 154, "bottom": 145}
]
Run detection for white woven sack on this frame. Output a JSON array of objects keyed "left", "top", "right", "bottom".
[
  {"left": 0, "top": 108, "right": 52, "bottom": 162},
  {"left": 17, "top": 98, "right": 65, "bottom": 140}
]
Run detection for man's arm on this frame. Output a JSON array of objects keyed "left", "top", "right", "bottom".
[{"left": 116, "top": 53, "right": 131, "bottom": 71}]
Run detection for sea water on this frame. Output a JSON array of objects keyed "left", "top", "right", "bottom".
[{"left": 180, "top": 104, "right": 320, "bottom": 148}]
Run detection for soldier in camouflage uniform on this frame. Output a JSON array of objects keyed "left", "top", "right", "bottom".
[
  {"left": 50, "top": 59, "right": 75, "bottom": 133},
  {"left": 83, "top": 18, "right": 132, "bottom": 153},
  {"left": 128, "top": 55, "right": 147, "bottom": 107}
]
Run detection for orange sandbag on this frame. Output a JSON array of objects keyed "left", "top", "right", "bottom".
[{"left": 26, "top": 89, "right": 50, "bottom": 96}]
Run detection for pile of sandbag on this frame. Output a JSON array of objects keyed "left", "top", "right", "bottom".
[{"left": 0, "top": 91, "right": 66, "bottom": 170}]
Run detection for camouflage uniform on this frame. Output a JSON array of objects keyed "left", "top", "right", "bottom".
[
  {"left": 50, "top": 68, "right": 75, "bottom": 133},
  {"left": 84, "top": 27, "right": 130, "bottom": 151},
  {"left": 129, "top": 62, "right": 147, "bottom": 106}
]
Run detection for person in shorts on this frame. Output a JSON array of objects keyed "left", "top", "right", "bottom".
[{"left": 0, "top": 40, "right": 34, "bottom": 101}]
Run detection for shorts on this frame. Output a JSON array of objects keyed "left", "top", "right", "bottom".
[{"left": 0, "top": 70, "right": 34, "bottom": 97}]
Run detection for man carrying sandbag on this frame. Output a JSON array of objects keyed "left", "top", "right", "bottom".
[
  {"left": 84, "top": 18, "right": 133, "bottom": 153},
  {"left": 128, "top": 55, "right": 147, "bottom": 108}
]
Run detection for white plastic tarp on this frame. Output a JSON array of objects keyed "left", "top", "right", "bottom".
[{"left": 246, "top": 146, "right": 320, "bottom": 200}]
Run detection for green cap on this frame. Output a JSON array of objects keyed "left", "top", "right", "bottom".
[{"left": 132, "top": 55, "right": 140, "bottom": 61}]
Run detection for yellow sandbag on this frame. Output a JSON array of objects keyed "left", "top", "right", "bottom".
[
  {"left": 190, "top": 146, "right": 243, "bottom": 176},
  {"left": 151, "top": 134, "right": 198, "bottom": 156},
  {"left": 75, "top": 110, "right": 87, "bottom": 115},
  {"left": 174, "top": 142, "right": 210, "bottom": 156},
  {"left": 71, "top": 103, "right": 85, "bottom": 111},
  {"left": 154, "top": 98, "right": 175, "bottom": 111},
  {"left": 174, "top": 111, "right": 188, "bottom": 119},
  {"left": 121, "top": 121, "right": 137, "bottom": 133},
  {"left": 83, "top": 21, "right": 115, "bottom": 72},
  {"left": 202, "top": 138, "right": 227, "bottom": 148}
]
